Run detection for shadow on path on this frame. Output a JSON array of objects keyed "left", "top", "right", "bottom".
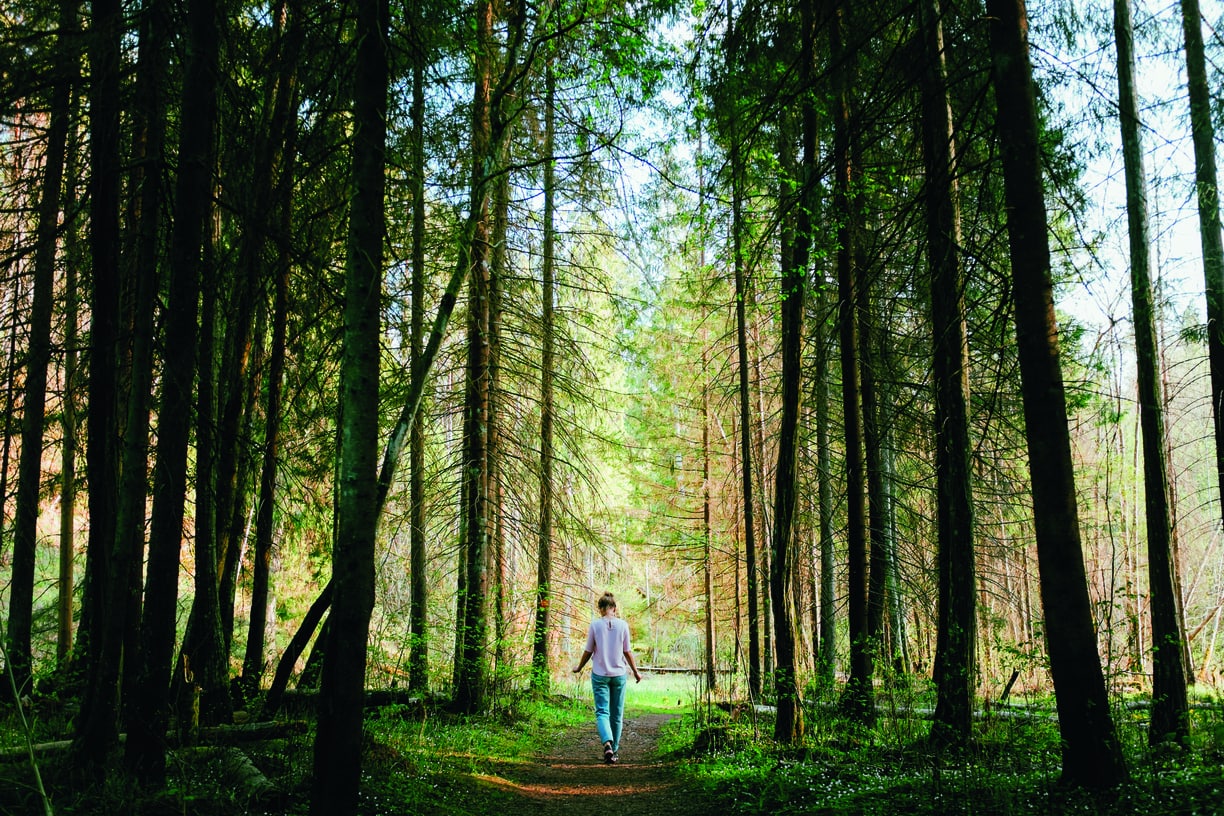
[{"left": 473, "top": 713, "right": 706, "bottom": 815}]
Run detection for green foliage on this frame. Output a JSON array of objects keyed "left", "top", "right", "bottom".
[{"left": 669, "top": 691, "right": 1224, "bottom": 816}]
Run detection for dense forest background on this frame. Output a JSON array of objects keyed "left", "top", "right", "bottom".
[{"left": 3, "top": 0, "right": 1224, "bottom": 812}]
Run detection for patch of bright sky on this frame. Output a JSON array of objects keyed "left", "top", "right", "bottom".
[{"left": 1029, "top": 0, "right": 1222, "bottom": 339}]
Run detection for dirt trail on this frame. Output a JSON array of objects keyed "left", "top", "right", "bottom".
[{"left": 473, "top": 713, "right": 707, "bottom": 815}]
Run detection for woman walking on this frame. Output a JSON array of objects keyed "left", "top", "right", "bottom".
[{"left": 572, "top": 592, "right": 643, "bottom": 763}]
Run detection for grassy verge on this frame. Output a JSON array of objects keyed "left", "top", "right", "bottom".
[
  {"left": 0, "top": 687, "right": 598, "bottom": 815},
  {"left": 665, "top": 681, "right": 1224, "bottom": 816}
]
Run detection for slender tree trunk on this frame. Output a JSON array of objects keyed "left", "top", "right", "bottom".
[
  {"left": 6, "top": 0, "right": 77, "bottom": 697},
  {"left": 124, "top": 0, "right": 216, "bottom": 780},
  {"left": 832, "top": 0, "right": 873, "bottom": 722},
  {"left": 986, "top": 0, "right": 1128, "bottom": 788},
  {"left": 860, "top": 269, "right": 888, "bottom": 653},
  {"left": 115, "top": 0, "right": 171, "bottom": 711},
  {"left": 488, "top": 129, "right": 508, "bottom": 684},
  {"left": 216, "top": 304, "right": 260, "bottom": 659},
  {"left": 731, "top": 109, "right": 761, "bottom": 701},
  {"left": 882, "top": 433, "right": 908, "bottom": 673},
  {"left": 72, "top": 0, "right": 124, "bottom": 772},
  {"left": 452, "top": 0, "right": 494, "bottom": 715},
  {"left": 0, "top": 290, "right": 19, "bottom": 579},
  {"left": 531, "top": 56, "right": 557, "bottom": 694},
  {"left": 724, "top": 0, "right": 759, "bottom": 692},
  {"left": 921, "top": 0, "right": 976, "bottom": 749},
  {"left": 243, "top": 0, "right": 301, "bottom": 690},
  {"left": 407, "top": 2, "right": 429, "bottom": 694},
  {"left": 58, "top": 171, "right": 80, "bottom": 669},
  {"left": 814, "top": 283, "right": 836, "bottom": 685},
  {"left": 703, "top": 349, "right": 717, "bottom": 694},
  {"left": 1113, "top": 0, "right": 1188, "bottom": 744},
  {"left": 260, "top": 580, "right": 331, "bottom": 720},
  {"left": 309, "top": 0, "right": 386, "bottom": 807},
  {"left": 1179, "top": 0, "right": 1224, "bottom": 541},
  {"left": 176, "top": 194, "right": 232, "bottom": 731},
  {"left": 771, "top": 0, "right": 814, "bottom": 742},
  {"left": 754, "top": 341, "right": 773, "bottom": 676}
]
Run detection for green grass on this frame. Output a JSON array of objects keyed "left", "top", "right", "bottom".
[
  {"left": 666, "top": 682, "right": 1224, "bottom": 816},
  {"left": 0, "top": 688, "right": 601, "bottom": 816}
]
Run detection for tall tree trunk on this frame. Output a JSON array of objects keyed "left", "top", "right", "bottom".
[
  {"left": 986, "top": 0, "right": 1128, "bottom": 789},
  {"left": 1179, "top": 0, "right": 1224, "bottom": 541},
  {"left": 860, "top": 268, "right": 888, "bottom": 654},
  {"left": 270, "top": 20, "right": 490, "bottom": 715},
  {"left": 176, "top": 197, "right": 232, "bottom": 730},
  {"left": 882, "top": 431, "right": 908, "bottom": 673},
  {"left": 452, "top": 0, "right": 494, "bottom": 716},
  {"left": 488, "top": 129, "right": 508, "bottom": 684},
  {"left": 832, "top": 0, "right": 873, "bottom": 722},
  {"left": 309, "top": 0, "right": 386, "bottom": 807},
  {"left": 243, "top": 0, "right": 301, "bottom": 690},
  {"left": 771, "top": 0, "right": 814, "bottom": 742},
  {"left": 124, "top": 0, "right": 216, "bottom": 780},
  {"left": 814, "top": 283, "right": 836, "bottom": 685},
  {"left": 703, "top": 348, "right": 717, "bottom": 693},
  {"left": 920, "top": 0, "right": 976, "bottom": 749},
  {"left": 726, "top": 0, "right": 759, "bottom": 694},
  {"left": 58, "top": 168, "right": 80, "bottom": 669},
  {"left": 754, "top": 344, "right": 773, "bottom": 676},
  {"left": 407, "top": 6, "right": 429, "bottom": 694},
  {"left": 116, "top": 0, "right": 172, "bottom": 711},
  {"left": 731, "top": 103, "right": 761, "bottom": 701},
  {"left": 215, "top": 299, "right": 260, "bottom": 659},
  {"left": 1113, "top": 0, "right": 1188, "bottom": 744},
  {"left": 531, "top": 55, "right": 557, "bottom": 695},
  {"left": 72, "top": 0, "right": 125, "bottom": 772},
  {"left": 6, "top": 0, "right": 77, "bottom": 697}
]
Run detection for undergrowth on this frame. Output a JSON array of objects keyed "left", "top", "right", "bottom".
[
  {"left": 667, "top": 679, "right": 1224, "bottom": 816},
  {"left": 0, "top": 690, "right": 594, "bottom": 816}
]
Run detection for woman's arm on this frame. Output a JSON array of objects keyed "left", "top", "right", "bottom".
[
  {"left": 572, "top": 650, "right": 592, "bottom": 673},
  {"left": 624, "top": 649, "right": 642, "bottom": 682}
]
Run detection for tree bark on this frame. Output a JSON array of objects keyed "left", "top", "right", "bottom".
[
  {"left": 58, "top": 164, "right": 79, "bottom": 669},
  {"left": 1113, "top": 0, "right": 1188, "bottom": 744},
  {"left": 703, "top": 348, "right": 717, "bottom": 694},
  {"left": 531, "top": 55, "right": 557, "bottom": 695},
  {"left": 407, "top": 1, "right": 429, "bottom": 694},
  {"left": 860, "top": 261, "right": 888, "bottom": 656},
  {"left": 488, "top": 128, "right": 508, "bottom": 684},
  {"left": 243, "top": 0, "right": 301, "bottom": 690},
  {"left": 124, "top": 0, "right": 217, "bottom": 780},
  {"left": 920, "top": 0, "right": 976, "bottom": 750},
  {"left": 115, "top": 0, "right": 171, "bottom": 712},
  {"left": 814, "top": 281, "right": 836, "bottom": 685},
  {"left": 771, "top": 0, "right": 814, "bottom": 743},
  {"left": 309, "top": 0, "right": 387, "bottom": 807},
  {"left": 451, "top": 0, "right": 494, "bottom": 716},
  {"left": 1179, "top": 0, "right": 1224, "bottom": 542},
  {"left": 725, "top": 1, "right": 761, "bottom": 700},
  {"left": 831, "top": 0, "right": 873, "bottom": 722},
  {"left": 72, "top": 0, "right": 125, "bottom": 773},
  {"left": 986, "top": 0, "right": 1128, "bottom": 788},
  {"left": 6, "top": 0, "right": 77, "bottom": 698}
]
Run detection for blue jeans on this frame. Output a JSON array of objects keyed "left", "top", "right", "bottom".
[{"left": 591, "top": 672, "right": 627, "bottom": 751}]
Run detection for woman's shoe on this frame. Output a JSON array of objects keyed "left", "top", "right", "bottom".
[{"left": 603, "top": 741, "right": 614, "bottom": 763}]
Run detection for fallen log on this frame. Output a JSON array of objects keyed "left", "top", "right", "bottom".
[{"left": 0, "top": 719, "right": 308, "bottom": 763}]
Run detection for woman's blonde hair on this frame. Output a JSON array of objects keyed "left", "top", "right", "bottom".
[{"left": 598, "top": 591, "right": 617, "bottom": 612}]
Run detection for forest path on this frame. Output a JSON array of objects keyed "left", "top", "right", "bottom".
[{"left": 471, "top": 713, "right": 708, "bottom": 815}]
